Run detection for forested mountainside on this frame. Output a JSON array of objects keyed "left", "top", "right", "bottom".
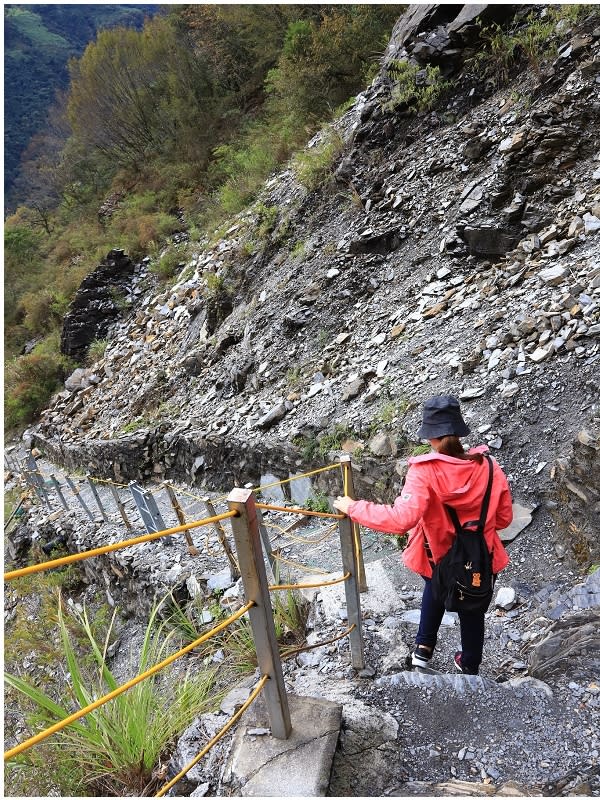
[
  {"left": 4, "top": 4, "right": 157, "bottom": 200},
  {"left": 4, "top": 3, "right": 402, "bottom": 406},
  {"left": 11, "top": 1, "right": 598, "bottom": 566}
]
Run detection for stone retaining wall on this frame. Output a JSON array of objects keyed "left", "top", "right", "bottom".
[{"left": 31, "top": 430, "right": 404, "bottom": 504}]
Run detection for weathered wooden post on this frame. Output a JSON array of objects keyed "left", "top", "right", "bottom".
[
  {"left": 337, "top": 507, "right": 365, "bottom": 670},
  {"left": 227, "top": 488, "right": 291, "bottom": 739},
  {"left": 49, "top": 474, "right": 69, "bottom": 511},
  {"left": 340, "top": 454, "right": 368, "bottom": 592},
  {"left": 202, "top": 496, "right": 240, "bottom": 579},
  {"left": 86, "top": 474, "right": 109, "bottom": 522},
  {"left": 163, "top": 482, "right": 199, "bottom": 556},
  {"left": 108, "top": 484, "right": 133, "bottom": 531},
  {"left": 64, "top": 476, "right": 95, "bottom": 522}
]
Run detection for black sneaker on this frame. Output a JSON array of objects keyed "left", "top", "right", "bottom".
[
  {"left": 454, "top": 651, "right": 478, "bottom": 675},
  {"left": 411, "top": 645, "right": 432, "bottom": 668}
]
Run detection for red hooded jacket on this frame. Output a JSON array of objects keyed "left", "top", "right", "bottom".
[{"left": 346, "top": 446, "right": 513, "bottom": 578}]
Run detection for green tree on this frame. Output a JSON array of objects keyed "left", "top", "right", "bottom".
[
  {"left": 266, "top": 6, "right": 403, "bottom": 126},
  {"left": 4, "top": 223, "right": 44, "bottom": 321},
  {"left": 67, "top": 16, "right": 215, "bottom": 169}
]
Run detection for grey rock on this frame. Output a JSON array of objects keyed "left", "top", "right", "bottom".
[
  {"left": 342, "top": 378, "right": 365, "bottom": 402},
  {"left": 220, "top": 686, "right": 251, "bottom": 716},
  {"left": 495, "top": 586, "right": 517, "bottom": 610},
  {"left": 539, "top": 265, "right": 567, "bottom": 286},
  {"left": 256, "top": 403, "right": 288, "bottom": 429},
  {"left": 369, "top": 432, "right": 398, "bottom": 457}
]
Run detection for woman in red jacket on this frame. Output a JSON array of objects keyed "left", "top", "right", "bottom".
[{"left": 334, "top": 395, "right": 513, "bottom": 675}]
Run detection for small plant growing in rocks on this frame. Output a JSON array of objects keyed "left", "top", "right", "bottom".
[
  {"left": 386, "top": 61, "right": 452, "bottom": 113},
  {"left": 304, "top": 491, "right": 331, "bottom": 513},
  {"left": 86, "top": 338, "right": 109, "bottom": 365},
  {"left": 286, "top": 366, "right": 302, "bottom": 388},
  {"left": 254, "top": 203, "right": 278, "bottom": 240},
  {"left": 6, "top": 595, "right": 218, "bottom": 797},
  {"left": 150, "top": 247, "right": 188, "bottom": 282},
  {"left": 294, "top": 128, "right": 344, "bottom": 191}
]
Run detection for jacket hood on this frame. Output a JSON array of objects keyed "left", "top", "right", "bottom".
[{"left": 408, "top": 445, "right": 491, "bottom": 510}]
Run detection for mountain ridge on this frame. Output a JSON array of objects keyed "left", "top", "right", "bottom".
[{"left": 4, "top": 3, "right": 157, "bottom": 200}]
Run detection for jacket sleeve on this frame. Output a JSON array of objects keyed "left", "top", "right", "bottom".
[
  {"left": 346, "top": 465, "right": 430, "bottom": 534},
  {"left": 494, "top": 464, "right": 514, "bottom": 530}
]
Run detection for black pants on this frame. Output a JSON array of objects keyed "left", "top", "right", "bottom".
[{"left": 415, "top": 577, "right": 485, "bottom": 674}]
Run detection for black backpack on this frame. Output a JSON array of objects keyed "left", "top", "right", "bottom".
[{"left": 429, "top": 455, "right": 495, "bottom": 613}]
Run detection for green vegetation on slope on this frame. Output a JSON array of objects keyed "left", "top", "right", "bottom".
[{"left": 4, "top": 5, "right": 402, "bottom": 433}]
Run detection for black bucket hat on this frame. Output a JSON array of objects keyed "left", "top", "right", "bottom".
[{"left": 417, "top": 395, "right": 470, "bottom": 439}]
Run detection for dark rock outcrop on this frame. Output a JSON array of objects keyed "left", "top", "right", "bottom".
[{"left": 60, "top": 249, "right": 135, "bottom": 361}]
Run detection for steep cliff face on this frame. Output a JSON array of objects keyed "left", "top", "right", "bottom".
[{"left": 32, "top": 4, "right": 600, "bottom": 566}]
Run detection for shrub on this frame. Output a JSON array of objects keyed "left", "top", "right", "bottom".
[
  {"left": 466, "top": 8, "right": 587, "bottom": 87},
  {"left": 212, "top": 137, "right": 278, "bottom": 215},
  {"left": 304, "top": 491, "right": 331, "bottom": 513},
  {"left": 5, "top": 347, "right": 73, "bottom": 430},
  {"left": 293, "top": 128, "right": 344, "bottom": 191},
  {"left": 204, "top": 272, "right": 224, "bottom": 296},
  {"left": 87, "top": 338, "right": 109, "bottom": 365},
  {"left": 150, "top": 247, "right": 187, "bottom": 281},
  {"left": 254, "top": 203, "right": 278, "bottom": 240},
  {"left": 410, "top": 443, "right": 431, "bottom": 456},
  {"left": 294, "top": 423, "right": 358, "bottom": 461},
  {"left": 290, "top": 240, "right": 305, "bottom": 259},
  {"left": 19, "top": 289, "right": 69, "bottom": 336}
]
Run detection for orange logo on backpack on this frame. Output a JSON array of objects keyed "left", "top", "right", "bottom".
[{"left": 472, "top": 573, "right": 481, "bottom": 587}]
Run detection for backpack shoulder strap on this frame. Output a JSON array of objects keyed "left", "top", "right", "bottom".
[
  {"left": 476, "top": 455, "right": 494, "bottom": 533},
  {"left": 444, "top": 455, "right": 494, "bottom": 534}
]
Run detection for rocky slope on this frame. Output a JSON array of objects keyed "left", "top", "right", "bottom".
[{"left": 31, "top": 4, "right": 599, "bottom": 567}]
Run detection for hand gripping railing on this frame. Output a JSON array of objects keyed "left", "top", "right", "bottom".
[{"left": 255, "top": 497, "right": 365, "bottom": 670}]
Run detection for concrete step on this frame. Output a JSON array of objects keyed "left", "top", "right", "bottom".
[
  {"left": 222, "top": 693, "right": 342, "bottom": 796},
  {"left": 376, "top": 669, "right": 553, "bottom": 696}
]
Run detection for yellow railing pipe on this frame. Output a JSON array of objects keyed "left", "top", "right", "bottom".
[
  {"left": 4, "top": 511, "right": 237, "bottom": 581},
  {"left": 4, "top": 601, "right": 254, "bottom": 762}
]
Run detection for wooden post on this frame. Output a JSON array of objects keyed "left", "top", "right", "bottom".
[
  {"left": 86, "top": 474, "right": 109, "bottom": 522},
  {"left": 50, "top": 475, "right": 69, "bottom": 511},
  {"left": 26, "top": 455, "right": 51, "bottom": 508},
  {"left": 255, "top": 505, "right": 278, "bottom": 584},
  {"left": 108, "top": 484, "right": 133, "bottom": 531},
  {"left": 203, "top": 496, "right": 240, "bottom": 579},
  {"left": 163, "top": 482, "right": 199, "bottom": 555},
  {"left": 64, "top": 476, "right": 95, "bottom": 521},
  {"left": 338, "top": 512, "right": 365, "bottom": 670},
  {"left": 227, "top": 488, "right": 291, "bottom": 740},
  {"left": 340, "top": 455, "right": 368, "bottom": 592}
]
